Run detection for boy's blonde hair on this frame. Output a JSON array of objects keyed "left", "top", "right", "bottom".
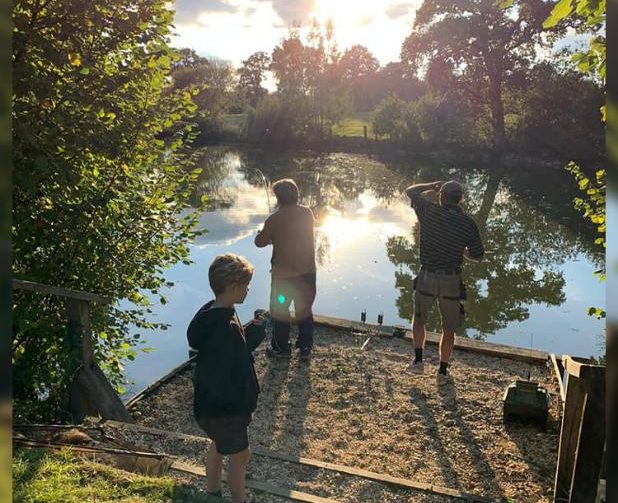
[{"left": 208, "top": 253, "right": 254, "bottom": 295}]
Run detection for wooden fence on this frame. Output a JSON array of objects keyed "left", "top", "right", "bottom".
[
  {"left": 552, "top": 355, "right": 605, "bottom": 502},
  {"left": 12, "top": 279, "right": 132, "bottom": 423}
]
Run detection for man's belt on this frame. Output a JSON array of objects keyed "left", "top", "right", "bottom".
[{"left": 421, "top": 265, "right": 462, "bottom": 275}]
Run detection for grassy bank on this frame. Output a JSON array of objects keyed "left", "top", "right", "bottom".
[
  {"left": 222, "top": 113, "right": 378, "bottom": 139},
  {"left": 13, "top": 448, "right": 211, "bottom": 503}
]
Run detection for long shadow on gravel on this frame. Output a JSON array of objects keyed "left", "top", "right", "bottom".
[
  {"left": 436, "top": 384, "right": 507, "bottom": 500},
  {"left": 253, "top": 353, "right": 292, "bottom": 449},
  {"left": 408, "top": 386, "right": 462, "bottom": 490}
]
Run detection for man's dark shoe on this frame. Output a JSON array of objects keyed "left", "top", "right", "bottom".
[
  {"left": 299, "top": 347, "right": 312, "bottom": 361},
  {"left": 266, "top": 345, "right": 291, "bottom": 359}
]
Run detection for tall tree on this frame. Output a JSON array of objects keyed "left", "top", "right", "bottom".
[
  {"left": 340, "top": 45, "right": 380, "bottom": 111},
  {"left": 12, "top": 0, "right": 204, "bottom": 421},
  {"left": 268, "top": 22, "right": 350, "bottom": 140},
  {"left": 339, "top": 44, "right": 379, "bottom": 80},
  {"left": 401, "top": 0, "right": 560, "bottom": 151},
  {"left": 171, "top": 54, "right": 235, "bottom": 136},
  {"left": 237, "top": 51, "right": 271, "bottom": 108}
]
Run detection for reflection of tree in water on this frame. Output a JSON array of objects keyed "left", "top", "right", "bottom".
[
  {"left": 386, "top": 169, "right": 588, "bottom": 339},
  {"left": 199, "top": 148, "right": 599, "bottom": 337},
  {"left": 238, "top": 150, "right": 413, "bottom": 265},
  {"left": 189, "top": 147, "right": 240, "bottom": 210}
]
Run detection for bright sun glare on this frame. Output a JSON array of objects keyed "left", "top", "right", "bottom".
[
  {"left": 313, "top": 0, "right": 383, "bottom": 26},
  {"left": 318, "top": 214, "right": 371, "bottom": 250}
]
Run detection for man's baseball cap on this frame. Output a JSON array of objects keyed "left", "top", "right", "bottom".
[{"left": 440, "top": 180, "right": 464, "bottom": 195}]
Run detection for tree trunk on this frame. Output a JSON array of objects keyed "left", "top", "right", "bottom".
[
  {"left": 489, "top": 76, "right": 506, "bottom": 152},
  {"left": 476, "top": 166, "right": 505, "bottom": 231}
]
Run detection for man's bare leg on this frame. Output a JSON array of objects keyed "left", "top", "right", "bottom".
[
  {"left": 412, "top": 316, "right": 426, "bottom": 350},
  {"left": 410, "top": 317, "right": 426, "bottom": 373},
  {"left": 228, "top": 447, "right": 251, "bottom": 503},
  {"left": 437, "top": 329, "right": 456, "bottom": 383},
  {"left": 206, "top": 442, "right": 223, "bottom": 493},
  {"left": 439, "top": 329, "right": 455, "bottom": 364}
]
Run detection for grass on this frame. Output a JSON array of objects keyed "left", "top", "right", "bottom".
[
  {"left": 13, "top": 448, "right": 214, "bottom": 503},
  {"left": 222, "top": 112, "right": 377, "bottom": 138},
  {"left": 331, "top": 112, "right": 374, "bottom": 138}
]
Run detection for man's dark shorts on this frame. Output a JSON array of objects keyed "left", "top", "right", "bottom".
[{"left": 196, "top": 414, "right": 251, "bottom": 455}]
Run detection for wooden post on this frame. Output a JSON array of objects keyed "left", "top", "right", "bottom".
[
  {"left": 14, "top": 279, "right": 131, "bottom": 422},
  {"left": 363, "top": 125, "right": 367, "bottom": 139},
  {"left": 66, "top": 298, "right": 132, "bottom": 423},
  {"left": 553, "top": 357, "right": 605, "bottom": 503}
]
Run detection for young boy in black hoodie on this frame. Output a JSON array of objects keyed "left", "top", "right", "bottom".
[{"left": 187, "top": 253, "right": 266, "bottom": 503}]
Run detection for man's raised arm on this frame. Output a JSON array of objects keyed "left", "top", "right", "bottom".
[{"left": 405, "top": 181, "right": 444, "bottom": 199}]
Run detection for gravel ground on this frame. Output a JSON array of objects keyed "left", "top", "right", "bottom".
[{"left": 127, "top": 325, "right": 561, "bottom": 502}]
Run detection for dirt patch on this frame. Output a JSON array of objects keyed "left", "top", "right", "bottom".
[{"left": 128, "top": 326, "right": 560, "bottom": 502}]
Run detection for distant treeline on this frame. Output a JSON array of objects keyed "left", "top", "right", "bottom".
[{"left": 168, "top": 2, "right": 604, "bottom": 165}]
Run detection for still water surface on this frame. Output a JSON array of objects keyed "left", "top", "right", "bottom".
[{"left": 123, "top": 147, "right": 605, "bottom": 395}]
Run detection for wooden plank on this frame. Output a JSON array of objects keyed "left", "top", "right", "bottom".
[
  {"left": 171, "top": 460, "right": 342, "bottom": 503},
  {"left": 564, "top": 356, "right": 605, "bottom": 380},
  {"left": 554, "top": 375, "right": 587, "bottom": 501},
  {"left": 253, "top": 446, "right": 496, "bottom": 502},
  {"left": 103, "top": 420, "right": 496, "bottom": 501},
  {"left": 123, "top": 357, "right": 196, "bottom": 410},
  {"left": 314, "top": 314, "right": 549, "bottom": 364},
  {"left": 569, "top": 375, "right": 605, "bottom": 502},
  {"left": 12, "top": 279, "right": 112, "bottom": 304},
  {"left": 13, "top": 438, "right": 173, "bottom": 476},
  {"left": 550, "top": 354, "right": 566, "bottom": 403}
]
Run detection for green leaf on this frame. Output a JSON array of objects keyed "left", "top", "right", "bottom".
[
  {"left": 80, "top": 67, "right": 90, "bottom": 75},
  {"left": 543, "top": 0, "right": 574, "bottom": 28}
]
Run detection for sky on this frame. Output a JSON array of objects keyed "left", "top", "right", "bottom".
[{"left": 169, "top": 0, "right": 423, "bottom": 67}]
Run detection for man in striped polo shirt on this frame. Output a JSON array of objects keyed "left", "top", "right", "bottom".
[{"left": 405, "top": 180, "right": 484, "bottom": 385}]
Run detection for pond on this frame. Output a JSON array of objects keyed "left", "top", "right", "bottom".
[{"left": 123, "top": 146, "right": 605, "bottom": 396}]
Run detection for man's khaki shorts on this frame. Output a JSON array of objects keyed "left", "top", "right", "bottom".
[{"left": 413, "top": 270, "right": 464, "bottom": 331}]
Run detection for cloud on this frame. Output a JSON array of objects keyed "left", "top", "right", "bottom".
[
  {"left": 385, "top": 3, "right": 411, "bottom": 19},
  {"left": 173, "top": 0, "right": 316, "bottom": 26},
  {"left": 173, "top": 0, "right": 237, "bottom": 24},
  {"left": 269, "top": 0, "right": 316, "bottom": 24}
]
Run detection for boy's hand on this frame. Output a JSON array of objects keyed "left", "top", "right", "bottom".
[{"left": 251, "top": 318, "right": 263, "bottom": 326}]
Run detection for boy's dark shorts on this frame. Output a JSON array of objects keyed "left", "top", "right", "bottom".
[{"left": 196, "top": 414, "right": 251, "bottom": 455}]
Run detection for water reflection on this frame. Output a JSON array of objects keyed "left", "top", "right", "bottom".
[
  {"left": 385, "top": 167, "right": 588, "bottom": 338},
  {"left": 230, "top": 148, "right": 603, "bottom": 342},
  {"left": 123, "top": 147, "right": 606, "bottom": 394}
]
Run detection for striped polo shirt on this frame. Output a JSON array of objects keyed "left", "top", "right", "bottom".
[{"left": 410, "top": 193, "right": 484, "bottom": 273}]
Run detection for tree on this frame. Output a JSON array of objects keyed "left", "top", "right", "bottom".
[
  {"left": 371, "top": 62, "right": 425, "bottom": 105},
  {"left": 237, "top": 51, "right": 271, "bottom": 108},
  {"left": 170, "top": 54, "right": 236, "bottom": 139},
  {"left": 512, "top": 62, "right": 604, "bottom": 161},
  {"left": 408, "top": 91, "right": 476, "bottom": 147},
  {"left": 539, "top": 0, "right": 606, "bottom": 318},
  {"left": 340, "top": 45, "right": 379, "bottom": 80},
  {"left": 339, "top": 45, "right": 380, "bottom": 111},
  {"left": 171, "top": 48, "right": 208, "bottom": 70},
  {"left": 371, "top": 95, "right": 407, "bottom": 140},
  {"left": 12, "top": 0, "right": 205, "bottom": 421},
  {"left": 268, "top": 22, "right": 350, "bottom": 140},
  {"left": 401, "top": 0, "right": 560, "bottom": 151}
]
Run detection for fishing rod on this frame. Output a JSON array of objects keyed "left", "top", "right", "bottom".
[{"left": 252, "top": 167, "right": 272, "bottom": 213}]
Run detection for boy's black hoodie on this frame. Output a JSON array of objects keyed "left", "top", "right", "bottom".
[{"left": 187, "top": 301, "right": 261, "bottom": 418}]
